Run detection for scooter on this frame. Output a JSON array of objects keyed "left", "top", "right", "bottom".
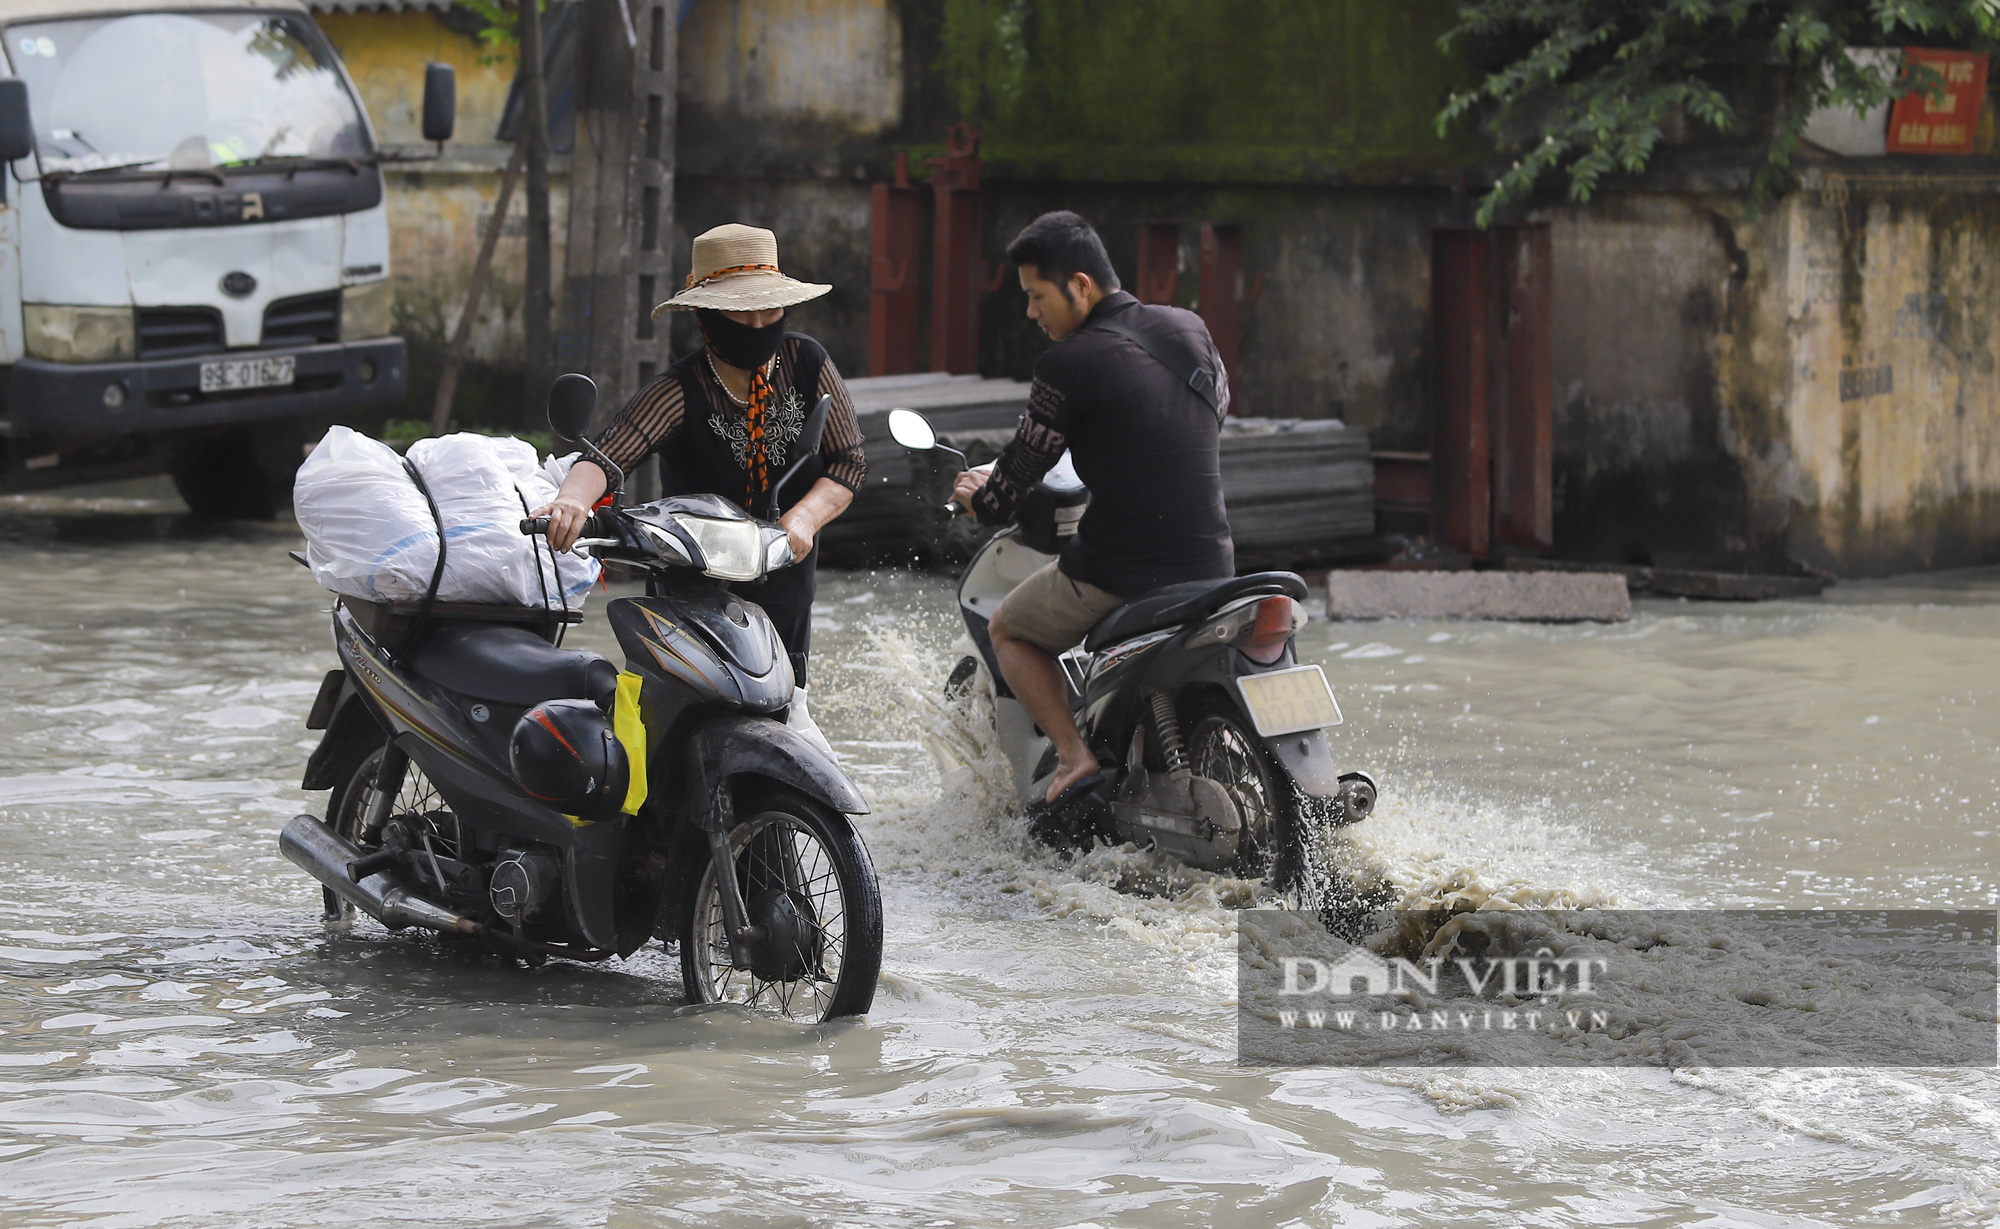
[
  {"left": 888, "top": 408, "right": 1376, "bottom": 893},
  {"left": 284, "top": 375, "right": 882, "bottom": 1023}
]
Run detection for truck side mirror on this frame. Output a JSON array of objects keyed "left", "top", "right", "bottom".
[
  {"left": 421, "top": 63, "right": 455, "bottom": 144},
  {"left": 0, "top": 80, "right": 33, "bottom": 163}
]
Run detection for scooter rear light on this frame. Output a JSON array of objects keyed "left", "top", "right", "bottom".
[{"left": 1242, "top": 596, "right": 1301, "bottom": 664}]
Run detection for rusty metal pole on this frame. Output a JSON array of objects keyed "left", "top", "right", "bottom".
[
  {"left": 869, "top": 152, "right": 924, "bottom": 375},
  {"left": 927, "top": 124, "right": 985, "bottom": 375},
  {"left": 1197, "top": 224, "right": 1259, "bottom": 412},
  {"left": 1135, "top": 222, "right": 1180, "bottom": 305},
  {"left": 1431, "top": 227, "right": 1494, "bottom": 558},
  {"left": 1492, "top": 223, "right": 1553, "bottom": 554}
]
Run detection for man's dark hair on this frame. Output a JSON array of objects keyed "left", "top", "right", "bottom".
[{"left": 1006, "top": 210, "right": 1120, "bottom": 300}]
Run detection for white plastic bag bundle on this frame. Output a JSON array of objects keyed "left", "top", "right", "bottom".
[
  {"left": 518, "top": 452, "right": 602, "bottom": 608},
  {"left": 294, "top": 426, "right": 440, "bottom": 601},
  {"left": 295, "top": 428, "right": 601, "bottom": 609},
  {"left": 404, "top": 434, "right": 601, "bottom": 609}
]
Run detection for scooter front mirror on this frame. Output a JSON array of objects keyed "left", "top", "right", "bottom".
[
  {"left": 547, "top": 373, "right": 597, "bottom": 440},
  {"left": 887, "top": 408, "right": 936, "bottom": 452}
]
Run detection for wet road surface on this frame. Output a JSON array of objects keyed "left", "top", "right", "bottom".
[{"left": 1, "top": 480, "right": 1997, "bottom": 1226}]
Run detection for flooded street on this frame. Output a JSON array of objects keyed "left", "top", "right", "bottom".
[{"left": 2, "top": 483, "right": 1998, "bottom": 1227}]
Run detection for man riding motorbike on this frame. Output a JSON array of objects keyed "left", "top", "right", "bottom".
[
  {"left": 533, "top": 223, "right": 865, "bottom": 753},
  {"left": 952, "top": 210, "right": 1235, "bottom": 807}
]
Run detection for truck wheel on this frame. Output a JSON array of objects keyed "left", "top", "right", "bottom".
[{"left": 168, "top": 423, "right": 303, "bottom": 520}]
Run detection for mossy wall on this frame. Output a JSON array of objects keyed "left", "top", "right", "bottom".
[{"left": 934, "top": 0, "right": 1482, "bottom": 181}]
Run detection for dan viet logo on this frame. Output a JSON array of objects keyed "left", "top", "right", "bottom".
[{"left": 1275, "top": 949, "right": 1611, "bottom": 1033}]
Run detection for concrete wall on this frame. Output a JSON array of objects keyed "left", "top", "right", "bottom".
[
  {"left": 314, "top": 2, "right": 2000, "bottom": 575},
  {"left": 1549, "top": 182, "right": 2000, "bottom": 576},
  {"left": 665, "top": 0, "right": 905, "bottom": 377},
  {"left": 971, "top": 183, "right": 1445, "bottom": 437},
  {"left": 1774, "top": 182, "right": 2000, "bottom": 573}
]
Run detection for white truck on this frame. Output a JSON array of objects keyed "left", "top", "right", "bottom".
[{"left": 0, "top": 0, "right": 451, "bottom": 516}]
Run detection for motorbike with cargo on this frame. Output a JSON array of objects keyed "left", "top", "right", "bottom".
[
  {"left": 285, "top": 375, "right": 882, "bottom": 1023},
  {"left": 889, "top": 408, "right": 1377, "bottom": 898}
]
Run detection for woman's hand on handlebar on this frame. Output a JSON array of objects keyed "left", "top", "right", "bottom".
[
  {"left": 532, "top": 494, "right": 596, "bottom": 552},
  {"left": 777, "top": 506, "right": 815, "bottom": 561}
]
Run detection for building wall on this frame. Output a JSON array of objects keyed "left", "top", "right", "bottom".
[
  {"left": 313, "top": 2, "right": 2000, "bottom": 574},
  {"left": 1548, "top": 183, "right": 2000, "bottom": 576},
  {"left": 1774, "top": 183, "right": 2000, "bottom": 573}
]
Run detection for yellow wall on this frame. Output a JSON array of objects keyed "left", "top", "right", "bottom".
[
  {"left": 316, "top": 11, "right": 516, "bottom": 147},
  {"left": 1777, "top": 186, "right": 2000, "bottom": 570}
]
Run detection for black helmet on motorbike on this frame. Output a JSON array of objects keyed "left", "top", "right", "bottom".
[{"left": 509, "top": 699, "right": 630, "bottom": 821}]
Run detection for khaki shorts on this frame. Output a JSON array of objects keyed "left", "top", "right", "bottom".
[{"left": 993, "top": 561, "right": 1123, "bottom": 654}]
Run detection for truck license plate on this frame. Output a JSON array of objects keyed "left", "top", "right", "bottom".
[
  {"left": 1235, "top": 665, "right": 1343, "bottom": 737},
  {"left": 199, "top": 355, "right": 295, "bottom": 393}
]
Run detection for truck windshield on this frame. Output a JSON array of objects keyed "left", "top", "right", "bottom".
[{"left": 8, "top": 11, "right": 371, "bottom": 175}]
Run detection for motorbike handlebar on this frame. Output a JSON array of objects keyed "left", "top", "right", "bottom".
[{"left": 518, "top": 511, "right": 612, "bottom": 538}]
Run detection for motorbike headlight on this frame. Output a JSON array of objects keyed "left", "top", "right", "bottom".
[
  {"left": 633, "top": 519, "right": 693, "bottom": 565},
  {"left": 673, "top": 514, "right": 763, "bottom": 581},
  {"left": 340, "top": 279, "right": 395, "bottom": 340},
  {"left": 24, "top": 305, "right": 136, "bottom": 363}
]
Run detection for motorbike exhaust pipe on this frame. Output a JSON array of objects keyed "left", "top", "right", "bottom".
[{"left": 280, "top": 814, "right": 479, "bottom": 936}]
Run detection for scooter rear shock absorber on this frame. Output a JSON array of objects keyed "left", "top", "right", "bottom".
[{"left": 1149, "top": 691, "right": 1189, "bottom": 777}]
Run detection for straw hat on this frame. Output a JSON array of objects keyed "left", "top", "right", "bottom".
[{"left": 651, "top": 223, "right": 832, "bottom": 317}]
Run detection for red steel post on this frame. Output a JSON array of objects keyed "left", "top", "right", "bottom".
[
  {"left": 1197, "top": 224, "right": 1242, "bottom": 407},
  {"left": 1492, "top": 223, "right": 1553, "bottom": 553},
  {"left": 1135, "top": 222, "right": 1180, "bottom": 305},
  {"left": 868, "top": 151, "right": 924, "bottom": 376},
  {"left": 927, "top": 124, "right": 985, "bottom": 374},
  {"left": 1431, "top": 228, "right": 1493, "bottom": 558}
]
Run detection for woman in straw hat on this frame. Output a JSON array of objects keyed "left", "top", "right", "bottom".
[{"left": 534, "top": 223, "right": 865, "bottom": 749}]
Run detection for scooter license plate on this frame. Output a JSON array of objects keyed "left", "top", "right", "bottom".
[
  {"left": 1235, "top": 665, "right": 1343, "bottom": 737},
  {"left": 199, "top": 354, "right": 296, "bottom": 393}
]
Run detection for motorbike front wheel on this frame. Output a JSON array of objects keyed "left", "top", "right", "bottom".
[{"left": 678, "top": 785, "right": 883, "bottom": 1023}]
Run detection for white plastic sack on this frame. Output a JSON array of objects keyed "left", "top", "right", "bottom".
[
  {"left": 294, "top": 426, "right": 440, "bottom": 602},
  {"left": 405, "top": 434, "right": 601, "bottom": 609},
  {"left": 294, "top": 428, "right": 600, "bottom": 610}
]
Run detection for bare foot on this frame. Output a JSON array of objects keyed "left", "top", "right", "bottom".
[{"left": 1043, "top": 751, "right": 1100, "bottom": 805}]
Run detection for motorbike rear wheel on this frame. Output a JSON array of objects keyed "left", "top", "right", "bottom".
[
  {"left": 322, "top": 743, "right": 448, "bottom": 925},
  {"left": 1184, "top": 696, "right": 1304, "bottom": 888},
  {"left": 679, "top": 785, "right": 882, "bottom": 1023}
]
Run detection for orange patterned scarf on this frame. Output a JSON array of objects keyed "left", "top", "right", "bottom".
[{"left": 743, "top": 362, "right": 773, "bottom": 508}]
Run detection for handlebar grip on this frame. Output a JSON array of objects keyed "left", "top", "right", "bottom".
[{"left": 520, "top": 516, "right": 551, "bottom": 535}]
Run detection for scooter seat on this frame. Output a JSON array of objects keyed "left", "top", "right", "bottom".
[
  {"left": 1082, "top": 572, "right": 1309, "bottom": 653},
  {"left": 408, "top": 624, "right": 618, "bottom": 709}
]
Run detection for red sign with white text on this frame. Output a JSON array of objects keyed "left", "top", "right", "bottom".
[{"left": 1887, "top": 48, "right": 1987, "bottom": 154}]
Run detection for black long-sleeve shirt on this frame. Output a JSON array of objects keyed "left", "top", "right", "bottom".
[{"left": 972, "top": 292, "right": 1234, "bottom": 597}]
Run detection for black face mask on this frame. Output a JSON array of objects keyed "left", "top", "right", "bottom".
[{"left": 697, "top": 308, "right": 785, "bottom": 371}]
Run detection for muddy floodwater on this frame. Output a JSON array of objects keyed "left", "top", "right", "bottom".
[{"left": 2, "top": 482, "right": 1998, "bottom": 1227}]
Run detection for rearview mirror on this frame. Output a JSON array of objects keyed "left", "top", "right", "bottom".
[
  {"left": 887, "top": 408, "right": 935, "bottom": 451},
  {"left": 421, "top": 63, "right": 456, "bottom": 144},
  {"left": 797, "top": 394, "right": 831, "bottom": 459},
  {"left": 0, "top": 80, "right": 33, "bottom": 163},
  {"left": 547, "top": 373, "right": 597, "bottom": 439}
]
